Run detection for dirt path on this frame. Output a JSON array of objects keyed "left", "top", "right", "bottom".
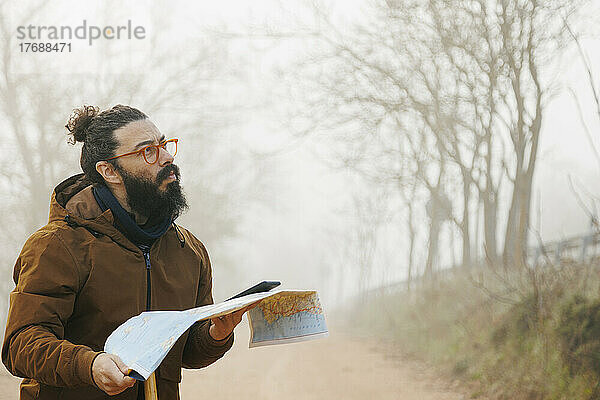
[
  {"left": 181, "top": 322, "right": 472, "bottom": 400},
  {"left": 0, "top": 323, "right": 474, "bottom": 399}
]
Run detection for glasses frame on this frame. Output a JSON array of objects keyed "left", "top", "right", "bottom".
[{"left": 106, "top": 138, "right": 178, "bottom": 165}]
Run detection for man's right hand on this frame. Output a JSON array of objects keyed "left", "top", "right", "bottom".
[{"left": 92, "top": 353, "right": 136, "bottom": 395}]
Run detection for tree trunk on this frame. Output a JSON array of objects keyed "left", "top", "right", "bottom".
[
  {"left": 461, "top": 170, "right": 472, "bottom": 269},
  {"left": 483, "top": 188, "right": 499, "bottom": 266},
  {"left": 407, "top": 202, "right": 416, "bottom": 291},
  {"left": 424, "top": 215, "right": 441, "bottom": 278}
]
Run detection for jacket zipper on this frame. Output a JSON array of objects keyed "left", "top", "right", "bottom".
[{"left": 141, "top": 248, "right": 152, "bottom": 311}]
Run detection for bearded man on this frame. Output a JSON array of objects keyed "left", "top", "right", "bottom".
[{"left": 2, "top": 105, "right": 246, "bottom": 400}]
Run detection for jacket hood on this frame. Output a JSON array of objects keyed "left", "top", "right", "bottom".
[
  {"left": 50, "top": 174, "right": 138, "bottom": 251},
  {"left": 51, "top": 174, "right": 101, "bottom": 220}
]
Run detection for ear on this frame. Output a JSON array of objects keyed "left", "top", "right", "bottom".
[{"left": 96, "top": 161, "right": 123, "bottom": 185}]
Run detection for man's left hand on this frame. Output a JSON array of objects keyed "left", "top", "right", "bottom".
[{"left": 209, "top": 302, "right": 260, "bottom": 340}]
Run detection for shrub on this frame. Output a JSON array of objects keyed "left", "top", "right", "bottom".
[{"left": 556, "top": 295, "right": 600, "bottom": 378}]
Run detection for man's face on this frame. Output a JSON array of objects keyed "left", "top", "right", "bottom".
[{"left": 111, "top": 119, "right": 188, "bottom": 222}]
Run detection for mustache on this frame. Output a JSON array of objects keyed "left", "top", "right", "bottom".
[{"left": 156, "top": 164, "right": 181, "bottom": 184}]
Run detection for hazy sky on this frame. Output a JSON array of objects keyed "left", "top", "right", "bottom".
[{"left": 5, "top": 0, "right": 600, "bottom": 305}]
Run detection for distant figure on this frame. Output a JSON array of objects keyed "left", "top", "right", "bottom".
[{"left": 2, "top": 105, "right": 248, "bottom": 399}]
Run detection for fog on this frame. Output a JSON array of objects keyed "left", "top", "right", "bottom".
[
  {"left": 2, "top": 0, "right": 599, "bottom": 305},
  {"left": 1, "top": 0, "right": 599, "bottom": 397}
]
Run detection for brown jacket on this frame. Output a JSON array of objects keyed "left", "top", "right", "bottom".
[{"left": 2, "top": 174, "right": 234, "bottom": 400}]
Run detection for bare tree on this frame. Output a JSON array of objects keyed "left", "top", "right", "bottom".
[{"left": 283, "top": 0, "right": 587, "bottom": 290}]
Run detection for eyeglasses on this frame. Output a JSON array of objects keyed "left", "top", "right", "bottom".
[{"left": 106, "top": 138, "right": 178, "bottom": 165}]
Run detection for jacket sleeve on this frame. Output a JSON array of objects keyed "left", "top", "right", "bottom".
[
  {"left": 182, "top": 236, "right": 234, "bottom": 369},
  {"left": 1, "top": 230, "right": 102, "bottom": 387}
]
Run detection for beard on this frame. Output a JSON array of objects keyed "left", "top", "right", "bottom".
[{"left": 119, "top": 163, "right": 188, "bottom": 223}]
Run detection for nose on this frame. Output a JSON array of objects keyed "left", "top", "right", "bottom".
[{"left": 158, "top": 146, "right": 174, "bottom": 167}]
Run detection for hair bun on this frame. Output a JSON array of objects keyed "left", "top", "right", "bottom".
[{"left": 66, "top": 105, "right": 100, "bottom": 143}]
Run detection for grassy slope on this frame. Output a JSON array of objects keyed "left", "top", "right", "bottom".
[{"left": 346, "top": 261, "right": 600, "bottom": 399}]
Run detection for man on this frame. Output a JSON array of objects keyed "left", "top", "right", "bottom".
[{"left": 2, "top": 104, "right": 247, "bottom": 399}]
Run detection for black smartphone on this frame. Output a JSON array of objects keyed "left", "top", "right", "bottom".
[{"left": 226, "top": 281, "right": 281, "bottom": 301}]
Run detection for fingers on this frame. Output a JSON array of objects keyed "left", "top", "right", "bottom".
[
  {"left": 209, "top": 311, "right": 242, "bottom": 340},
  {"left": 235, "top": 303, "right": 255, "bottom": 316},
  {"left": 108, "top": 355, "right": 136, "bottom": 386},
  {"left": 231, "top": 309, "right": 245, "bottom": 319},
  {"left": 216, "top": 314, "right": 237, "bottom": 328},
  {"left": 109, "top": 354, "right": 130, "bottom": 376},
  {"left": 236, "top": 301, "right": 261, "bottom": 317},
  {"left": 240, "top": 306, "right": 251, "bottom": 314},
  {"left": 92, "top": 353, "right": 136, "bottom": 395},
  {"left": 248, "top": 300, "right": 262, "bottom": 309},
  {"left": 122, "top": 375, "right": 136, "bottom": 387},
  {"left": 211, "top": 302, "right": 261, "bottom": 329}
]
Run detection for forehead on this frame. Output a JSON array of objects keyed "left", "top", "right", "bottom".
[{"left": 113, "top": 119, "right": 162, "bottom": 150}]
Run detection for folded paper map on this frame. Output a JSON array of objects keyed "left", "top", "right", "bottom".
[{"left": 104, "top": 290, "right": 328, "bottom": 380}]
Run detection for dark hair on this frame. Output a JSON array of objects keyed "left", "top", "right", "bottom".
[{"left": 65, "top": 104, "right": 148, "bottom": 185}]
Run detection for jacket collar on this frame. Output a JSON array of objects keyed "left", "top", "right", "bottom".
[{"left": 50, "top": 174, "right": 171, "bottom": 253}]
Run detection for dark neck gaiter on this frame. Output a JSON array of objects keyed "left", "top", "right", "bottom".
[{"left": 93, "top": 184, "right": 172, "bottom": 249}]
